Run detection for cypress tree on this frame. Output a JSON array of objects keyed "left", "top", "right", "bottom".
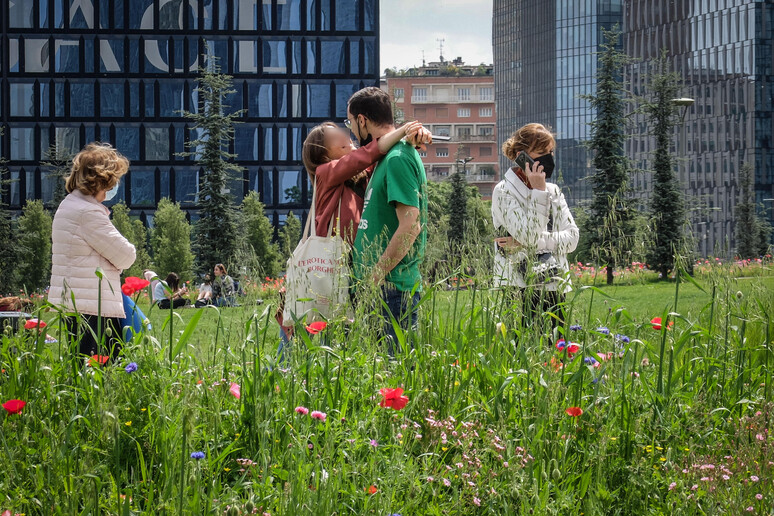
[
  {"left": 643, "top": 54, "right": 686, "bottom": 279},
  {"left": 581, "top": 26, "right": 634, "bottom": 285},
  {"left": 279, "top": 212, "right": 302, "bottom": 263},
  {"left": 240, "top": 191, "right": 281, "bottom": 277},
  {"left": 16, "top": 200, "right": 52, "bottom": 291},
  {"left": 178, "top": 53, "right": 244, "bottom": 275},
  {"left": 447, "top": 168, "right": 469, "bottom": 251},
  {"left": 111, "top": 202, "right": 153, "bottom": 278},
  {"left": 40, "top": 144, "right": 73, "bottom": 212},
  {"left": 0, "top": 136, "right": 20, "bottom": 293},
  {"left": 151, "top": 198, "right": 194, "bottom": 281}
]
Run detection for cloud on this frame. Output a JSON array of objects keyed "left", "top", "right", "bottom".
[{"left": 380, "top": 0, "right": 492, "bottom": 71}]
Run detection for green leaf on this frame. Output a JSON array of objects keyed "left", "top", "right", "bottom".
[{"left": 172, "top": 309, "right": 205, "bottom": 359}]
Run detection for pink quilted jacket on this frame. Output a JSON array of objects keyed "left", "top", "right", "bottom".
[{"left": 48, "top": 190, "right": 136, "bottom": 318}]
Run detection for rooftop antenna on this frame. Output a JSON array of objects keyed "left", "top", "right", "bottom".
[
  {"left": 437, "top": 38, "right": 445, "bottom": 63},
  {"left": 421, "top": 50, "right": 426, "bottom": 67}
]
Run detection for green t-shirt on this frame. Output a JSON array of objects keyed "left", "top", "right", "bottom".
[{"left": 353, "top": 141, "right": 428, "bottom": 292}]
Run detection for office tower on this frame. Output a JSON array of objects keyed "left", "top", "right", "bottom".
[{"left": 2, "top": 0, "right": 379, "bottom": 227}]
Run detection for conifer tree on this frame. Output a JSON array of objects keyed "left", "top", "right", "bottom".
[
  {"left": 643, "top": 54, "right": 686, "bottom": 278},
  {"left": 581, "top": 26, "right": 635, "bottom": 285},
  {"left": 178, "top": 53, "right": 244, "bottom": 275}
]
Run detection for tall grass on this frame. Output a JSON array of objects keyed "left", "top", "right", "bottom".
[{"left": 1, "top": 258, "right": 773, "bottom": 514}]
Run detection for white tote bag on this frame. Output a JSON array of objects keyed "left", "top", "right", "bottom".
[{"left": 282, "top": 180, "right": 351, "bottom": 325}]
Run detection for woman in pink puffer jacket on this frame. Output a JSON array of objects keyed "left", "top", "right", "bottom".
[{"left": 48, "top": 143, "right": 136, "bottom": 361}]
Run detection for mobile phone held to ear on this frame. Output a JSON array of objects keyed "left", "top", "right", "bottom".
[{"left": 515, "top": 151, "right": 535, "bottom": 171}]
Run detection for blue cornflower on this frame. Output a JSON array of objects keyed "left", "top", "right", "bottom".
[
  {"left": 596, "top": 326, "right": 610, "bottom": 335},
  {"left": 570, "top": 324, "right": 583, "bottom": 331},
  {"left": 584, "top": 356, "right": 599, "bottom": 366},
  {"left": 190, "top": 451, "right": 206, "bottom": 460},
  {"left": 124, "top": 362, "right": 138, "bottom": 373},
  {"left": 614, "top": 334, "right": 630, "bottom": 344}
]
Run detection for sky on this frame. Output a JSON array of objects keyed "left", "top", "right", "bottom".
[{"left": 379, "top": 0, "right": 493, "bottom": 72}]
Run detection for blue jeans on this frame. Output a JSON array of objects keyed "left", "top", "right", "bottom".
[
  {"left": 215, "top": 296, "right": 235, "bottom": 307},
  {"left": 381, "top": 287, "right": 420, "bottom": 357}
]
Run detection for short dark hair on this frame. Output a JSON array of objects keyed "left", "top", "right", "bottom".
[{"left": 348, "top": 87, "right": 394, "bottom": 126}]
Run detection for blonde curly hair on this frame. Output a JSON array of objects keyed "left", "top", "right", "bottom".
[
  {"left": 65, "top": 142, "right": 129, "bottom": 196},
  {"left": 502, "top": 123, "right": 555, "bottom": 161}
]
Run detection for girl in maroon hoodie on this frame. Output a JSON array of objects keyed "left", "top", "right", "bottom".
[{"left": 301, "top": 120, "right": 425, "bottom": 244}]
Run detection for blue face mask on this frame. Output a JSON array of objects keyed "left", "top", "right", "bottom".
[{"left": 104, "top": 183, "right": 120, "bottom": 201}]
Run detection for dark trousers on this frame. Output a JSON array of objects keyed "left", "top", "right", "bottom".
[
  {"left": 158, "top": 298, "right": 189, "bottom": 309},
  {"left": 64, "top": 314, "right": 123, "bottom": 360},
  {"left": 381, "top": 286, "right": 420, "bottom": 357},
  {"left": 503, "top": 287, "right": 566, "bottom": 335}
]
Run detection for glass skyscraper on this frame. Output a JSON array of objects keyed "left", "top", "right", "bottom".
[
  {"left": 493, "top": 0, "right": 623, "bottom": 207},
  {"left": 624, "top": 0, "right": 774, "bottom": 255},
  {"left": 1, "top": 0, "right": 379, "bottom": 227},
  {"left": 494, "top": 0, "right": 774, "bottom": 256}
]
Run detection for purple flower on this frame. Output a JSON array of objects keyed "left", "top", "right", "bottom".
[
  {"left": 570, "top": 324, "right": 582, "bottom": 331},
  {"left": 124, "top": 362, "right": 138, "bottom": 373},
  {"left": 614, "top": 334, "right": 630, "bottom": 343},
  {"left": 584, "top": 356, "right": 599, "bottom": 366},
  {"left": 190, "top": 451, "right": 205, "bottom": 460},
  {"left": 596, "top": 327, "right": 610, "bottom": 335},
  {"left": 370, "top": 439, "right": 378, "bottom": 447}
]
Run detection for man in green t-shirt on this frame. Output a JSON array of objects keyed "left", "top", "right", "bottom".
[{"left": 347, "top": 87, "right": 428, "bottom": 356}]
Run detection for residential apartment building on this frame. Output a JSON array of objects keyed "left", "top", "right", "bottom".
[{"left": 383, "top": 58, "right": 499, "bottom": 198}]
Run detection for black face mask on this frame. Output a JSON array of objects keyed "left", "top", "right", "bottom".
[{"left": 535, "top": 153, "right": 555, "bottom": 179}]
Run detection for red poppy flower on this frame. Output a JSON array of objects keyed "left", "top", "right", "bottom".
[
  {"left": 379, "top": 387, "right": 409, "bottom": 410},
  {"left": 305, "top": 321, "right": 328, "bottom": 334},
  {"left": 566, "top": 343, "right": 580, "bottom": 354},
  {"left": 565, "top": 407, "right": 583, "bottom": 417},
  {"left": 88, "top": 355, "right": 110, "bottom": 367},
  {"left": 124, "top": 276, "right": 150, "bottom": 291},
  {"left": 365, "top": 485, "right": 378, "bottom": 495},
  {"left": 2, "top": 399, "right": 26, "bottom": 415},
  {"left": 121, "top": 284, "right": 135, "bottom": 296},
  {"left": 650, "top": 317, "right": 674, "bottom": 330},
  {"left": 24, "top": 318, "right": 47, "bottom": 330}
]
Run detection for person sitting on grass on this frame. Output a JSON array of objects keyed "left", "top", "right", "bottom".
[
  {"left": 212, "top": 264, "right": 236, "bottom": 307},
  {"left": 195, "top": 274, "right": 214, "bottom": 308},
  {"left": 154, "top": 272, "right": 190, "bottom": 309}
]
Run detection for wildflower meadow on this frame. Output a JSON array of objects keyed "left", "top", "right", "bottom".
[{"left": 1, "top": 260, "right": 773, "bottom": 515}]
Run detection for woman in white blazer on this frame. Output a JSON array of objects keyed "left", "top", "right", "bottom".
[
  {"left": 48, "top": 143, "right": 136, "bottom": 361},
  {"left": 491, "top": 123, "right": 579, "bottom": 332}
]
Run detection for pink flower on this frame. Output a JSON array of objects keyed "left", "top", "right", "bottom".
[
  {"left": 473, "top": 497, "right": 481, "bottom": 507},
  {"left": 229, "top": 382, "right": 241, "bottom": 399},
  {"left": 722, "top": 475, "right": 730, "bottom": 480},
  {"left": 310, "top": 411, "right": 326, "bottom": 422},
  {"left": 443, "top": 478, "right": 451, "bottom": 487},
  {"left": 750, "top": 475, "right": 759, "bottom": 482},
  {"left": 370, "top": 439, "right": 378, "bottom": 447},
  {"left": 295, "top": 406, "right": 309, "bottom": 415},
  {"left": 426, "top": 476, "right": 434, "bottom": 482},
  {"left": 746, "top": 507, "right": 753, "bottom": 512},
  {"left": 755, "top": 493, "right": 763, "bottom": 500},
  {"left": 668, "top": 482, "right": 677, "bottom": 491},
  {"left": 691, "top": 484, "right": 698, "bottom": 491}
]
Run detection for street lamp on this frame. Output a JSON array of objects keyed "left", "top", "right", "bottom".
[
  {"left": 455, "top": 156, "right": 474, "bottom": 177},
  {"left": 670, "top": 97, "right": 695, "bottom": 156}
]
